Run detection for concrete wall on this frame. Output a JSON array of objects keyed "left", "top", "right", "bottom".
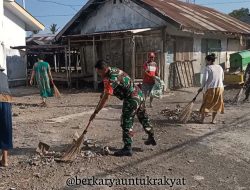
[
  {"left": 0, "top": 0, "right": 5, "bottom": 73},
  {"left": 80, "top": 0, "right": 167, "bottom": 34},
  {"left": 3, "top": 7, "right": 26, "bottom": 86}
]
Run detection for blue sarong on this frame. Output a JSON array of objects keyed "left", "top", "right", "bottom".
[{"left": 0, "top": 102, "right": 13, "bottom": 150}]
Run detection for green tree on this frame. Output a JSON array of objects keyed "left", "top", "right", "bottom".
[
  {"left": 49, "top": 24, "right": 59, "bottom": 34},
  {"left": 229, "top": 8, "right": 249, "bottom": 20}
]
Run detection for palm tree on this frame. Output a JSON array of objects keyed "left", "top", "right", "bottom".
[{"left": 49, "top": 24, "right": 59, "bottom": 34}]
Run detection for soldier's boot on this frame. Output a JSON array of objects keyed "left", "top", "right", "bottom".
[
  {"left": 144, "top": 134, "right": 157, "bottom": 146},
  {"left": 114, "top": 146, "right": 133, "bottom": 157}
]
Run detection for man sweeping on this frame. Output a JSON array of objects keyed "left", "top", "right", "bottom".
[
  {"left": 243, "top": 63, "right": 250, "bottom": 102},
  {"left": 89, "top": 60, "right": 156, "bottom": 157}
]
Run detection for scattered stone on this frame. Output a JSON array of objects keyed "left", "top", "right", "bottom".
[
  {"left": 13, "top": 113, "right": 19, "bottom": 117},
  {"left": 161, "top": 105, "right": 200, "bottom": 122},
  {"left": 73, "top": 132, "right": 80, "bottom": 142},
  {"left": 188, "top": 160, "right": 195, "bottom": 163},
  {"left": 102, "top": 146, "right": 111, "bottom": 155},
  {"left": 194, "top": 175, "right": 204, "bottom": 181},
  {"left": 36, "top": 142, "right": 50, "bottom": 155},
  {"left": 34, "top": 173, "right": 40, "bottom": 178}
]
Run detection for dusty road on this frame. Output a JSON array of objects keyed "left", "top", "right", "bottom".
[{"left": 0, "top": 86, "right": 250, "bottom": 190}]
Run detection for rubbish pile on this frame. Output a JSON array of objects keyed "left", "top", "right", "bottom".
[
  {"left": 27, "top": 140, "right": 112, "bottom": 166},
  {"left": 160, "top": 105, "right": 200, "bottom": 123}
]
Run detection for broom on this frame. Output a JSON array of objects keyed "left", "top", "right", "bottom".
[
  {"left": 60, "top": 98, "right": 102, "bottom": 161},
  {"left": 179, "top": 90, "right": 201, "bottom": 124},
  {"left": 232, "top": 83, "right": 245, "bottom": 104},
  {"left": 53, "top": 84, "right": 61, "bottom": 98},
  {"left": 60, "top": 121, "right": 91, "bottom": 161}
]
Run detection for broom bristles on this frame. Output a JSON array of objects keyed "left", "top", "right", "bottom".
[
  {"left": 232, "top": 88, "right": 243, "bottom": 104},
  {"left": 61, "top": 133, "right": 85, "bottom": 161},
  {"left": 179, "top": 101, "right": 194, "bottom": 123},
  {"left": 53, "top": 85, "right": 61, "bottom": 98}
]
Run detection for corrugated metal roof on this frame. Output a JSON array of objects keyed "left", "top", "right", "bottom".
[
  {"left": 141, "top": 0, "right": 250, "bottom": 34},
  {"left": 26, "top": 35, "right": 55, "bottom": 45},
  {"left": 55, "top": 0, "right": 250, "bottom": 41}
]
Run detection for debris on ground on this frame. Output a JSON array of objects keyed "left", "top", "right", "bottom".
[
  {"left": 36, "top": 142, "right": 50, "bottom": 155},
  {"left": 160, "top": 105, "right": 200, "bottom": 122}
]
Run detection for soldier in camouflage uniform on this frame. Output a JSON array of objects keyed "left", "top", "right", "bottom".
[
  {"left": 243, "top": 63, "right": 250, "bottom": 102},
  {"left": 89, "top": 60, "right": 156, "bottom": 157}
]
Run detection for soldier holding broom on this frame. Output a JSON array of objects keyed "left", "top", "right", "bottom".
[
  {"left": 89, "top": 60, "right": 156, "bottom": 157},
  {"left": 243, "top": 63, "right": 250, "bottom": 102}
]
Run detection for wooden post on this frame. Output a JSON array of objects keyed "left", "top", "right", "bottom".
[
  {"left": 68, "top": 38, "right": 72, "bottom": 87},
  {"left": 131, "top": 36, "right": 136, "bottom": 80},
  {"left": 93, "top": 37, "right": 98, "bottom": 90},
  {"left": 64, "top": 47, "right": 69, "bottom": 87},
  {"left": 54, "top": 54, "right": 57, "bottom": 72},
  {"left": 122, "top": 38, "right": 125, "bottom": 71}
]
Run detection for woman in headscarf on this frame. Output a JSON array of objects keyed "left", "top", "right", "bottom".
[
  {"left": 0, "top": 65, "right": 13, "bottom": 167},
  {"left": 30, "top": 54, "right": 54, "bottom": 106},
  {"left": 199, "top": 53, "right": 224, "bottom": 124}
]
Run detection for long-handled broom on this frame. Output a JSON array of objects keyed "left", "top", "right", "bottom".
[
  {"left": 60, "top": 121, "right": 91, "bottom": 161},
  {"left": 179, "top": 90, "right": 202, "bottom": 124},
  {"left": 60, "top": 98, "right": 102, "bottom": 161},
  {"left": 232, "top": 83, "right": 245, "bottom": 104}
]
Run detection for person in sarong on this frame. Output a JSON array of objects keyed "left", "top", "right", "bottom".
[
  {"left": 30, "top": 55, "right": 54, "bottom": 106},
  {"left": 0, "top": 65, "right": 13, "bottom": 167},
  {"left": 199, "top": 53, "right": 224, "bottom": 124}
]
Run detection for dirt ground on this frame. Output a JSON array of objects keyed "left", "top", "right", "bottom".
[{"left": 1, "top": 86, "right": 250, "bottom": 190}]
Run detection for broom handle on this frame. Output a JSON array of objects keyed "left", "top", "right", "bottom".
[
  {"left": 81, "top": 97, "right": 103, "bottom": 136},
  {"left": 193, "top": 90, "right": 202, "bottom": 101}
]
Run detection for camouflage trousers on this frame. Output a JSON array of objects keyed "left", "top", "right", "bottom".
[
  {"left": 121, "top": 94, "right": 154, "bottom": 148},
  {"left": 245, "top": 82, "right": 250, "bottom": 99}
]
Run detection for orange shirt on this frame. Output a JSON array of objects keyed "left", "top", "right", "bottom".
[{"left": 103, "top": 78, "right": 113, "bottom": 95}]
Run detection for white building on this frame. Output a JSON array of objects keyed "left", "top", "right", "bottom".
[{"left": 0, "top": 0, "right": 44, "bottom": 86}]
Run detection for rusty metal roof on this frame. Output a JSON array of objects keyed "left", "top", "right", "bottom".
[
  {"left": 55, "top": 0, "right": 250, "bottom": 41},
  {"left": 139, "top": 0, "right": 250, "bottom": 34}
]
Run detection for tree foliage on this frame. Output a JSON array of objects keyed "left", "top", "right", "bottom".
[
  {"left": 49, "top": 24, "right": 59, "bottom": 34},
  {"left": 229, "top": 8, "right": 249, "bottom": 20}
]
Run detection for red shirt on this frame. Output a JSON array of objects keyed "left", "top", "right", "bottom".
[{"left": 143, "top": 61, "right": 158, "bottom": 84}]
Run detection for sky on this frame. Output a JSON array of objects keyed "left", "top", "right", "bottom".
[{"left": 15, "top": 0, "right": 250, "bottom": 34}]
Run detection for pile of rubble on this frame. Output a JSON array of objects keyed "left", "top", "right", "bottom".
[
  {"left": 160, "top": 105, "right": 201, "bottom": 123},
  {"left": 28, "top": 139, "right": 112, "bottom": 166}
]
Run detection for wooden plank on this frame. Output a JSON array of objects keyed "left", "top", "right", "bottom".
[
  {"left": 175, "top": 61, "right": 183, "bottom": 88},
  {"left": 93, "top": 37, "right": 98, "bottom": 90},
  {"left": 183, "top": 61, "right": 190, "bottom": 87},
  {"left": 190, "top": 60, "right": 196, "bottom": 86},
  {"left": 131, "top": 36, "right": 136, "bottom": 80},
  {"left": 179, "top": 61, "right": 187, "bottom": 87},
  {"left": 187, "top": 60, "right": 194, "bottom": 86}
]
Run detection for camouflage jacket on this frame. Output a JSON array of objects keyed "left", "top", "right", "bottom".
[{"left": 105, "top": 67, "right": 138, "bottom": 100}]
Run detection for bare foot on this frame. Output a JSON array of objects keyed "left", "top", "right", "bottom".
[
  {"left": 210, "top": 121, "right": 216, "bottom": 124},
  {"left": 0, "top": 160, "right": 8, "bottom": 167}
]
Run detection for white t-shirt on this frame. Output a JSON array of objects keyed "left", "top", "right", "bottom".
[{"left": 201, "top": 64, "right": 224, "bottom": 91}]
